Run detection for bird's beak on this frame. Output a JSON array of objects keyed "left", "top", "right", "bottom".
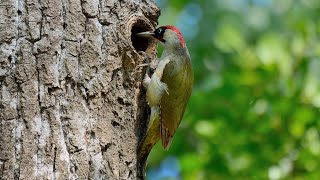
[{"left": 136, "top": 31, "right": 155, "bottom": 38}]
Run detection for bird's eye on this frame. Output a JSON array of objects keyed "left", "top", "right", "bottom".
[{"left": 157, "top": 28, "right": 163, "bottom": 34}]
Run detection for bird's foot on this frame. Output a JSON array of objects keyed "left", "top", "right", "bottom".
[
  {"left": 137, "top": 63, "right": 151, "bottom": 68},
  {"left": 135, "top": 52, "right": 151, "bottom": 72},
  {"left": 135, "top": 52, "right": 157, "bottom": 75}
]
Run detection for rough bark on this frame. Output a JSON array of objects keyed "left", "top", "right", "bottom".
[{"left": 0, "top": 0, "right": 159, "bottom": 179}]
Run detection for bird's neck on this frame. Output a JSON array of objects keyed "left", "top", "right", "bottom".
[{"left": 163, "top": 43, "right": 187, "bottom": 56}]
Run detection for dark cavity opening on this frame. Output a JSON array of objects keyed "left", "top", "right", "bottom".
[{"left": 131, "top": 20, "right": 152, "bottom": 52}]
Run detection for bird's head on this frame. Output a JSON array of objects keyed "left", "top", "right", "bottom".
[{"left": 137, "top": 26, "right": 186, "bottom": 51}]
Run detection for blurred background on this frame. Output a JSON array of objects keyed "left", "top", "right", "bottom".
[{"left": 147, "top": 0, "right": 320, "bottom": 179}]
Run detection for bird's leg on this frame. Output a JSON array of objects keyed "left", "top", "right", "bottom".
[
  {"left": 136, "top": 52, "right": 152, "bottom": 68},
  {"left": 136, "top": 63, "right": 150, "bottom": 68},
  {"left": 136, "top": 52, "right": 159, "bottom": 69}
]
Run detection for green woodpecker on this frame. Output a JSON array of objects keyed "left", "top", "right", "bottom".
[{"left": 137, "top": 26, "right": 194, "bottom": 152}]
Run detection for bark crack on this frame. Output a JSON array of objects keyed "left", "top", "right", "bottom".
[
  {"left": 13, "top": 0, "right": 22, "bottom": 179},
  {"left": 35, "top": 36, "right": 42, "bottom": 180},
  {"left": 61, "top": 116, "right": 72, "bottom": 162},
  {"left": 53, "top": 146, "right": 57, "bottom": 180},
  {"left": 14, "top": 81, "right": 23, "bottom": 180},
  {"left": 34, "top": 0, "right": 45, "bottom": 176}
]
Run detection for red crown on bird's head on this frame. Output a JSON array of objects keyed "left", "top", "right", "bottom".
[{"left": 162, "top": 26, "right": 185, "bottom": 48}]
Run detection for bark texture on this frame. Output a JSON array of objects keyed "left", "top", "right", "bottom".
[{"left": 0, "top": 0, "right": 159, "bottom": 179}]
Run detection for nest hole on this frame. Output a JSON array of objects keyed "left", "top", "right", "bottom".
[{"left": 131, "top": 20, "right": 152, "bottom": 52}]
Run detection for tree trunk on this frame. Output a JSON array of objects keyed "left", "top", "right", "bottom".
[{"left": 0, "top": 0, "right": 159, "bottom": 179}]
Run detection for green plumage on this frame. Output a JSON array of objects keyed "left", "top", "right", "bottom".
[
  {"left": 160, "top": 49, "right": 193, "bottom": 149},
  {"left": 137, "top": 27, "right": 193, "bottom": 167}
]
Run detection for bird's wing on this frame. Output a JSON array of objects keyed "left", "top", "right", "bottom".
[{"left": 160, "top": 55, "right": 193, "bottom": 150}]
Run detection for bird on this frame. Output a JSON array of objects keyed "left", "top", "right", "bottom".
[{"left": 136, "top": 26, "right": 194, "bottom": 151}]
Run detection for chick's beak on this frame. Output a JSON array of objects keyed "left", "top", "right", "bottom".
[{"left": 136, "top": 31, "right": 155, "bottom": 38}]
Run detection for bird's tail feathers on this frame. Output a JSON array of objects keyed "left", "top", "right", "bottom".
[{"left": 161, "top": 126, "right": 173, "bottom": 150}]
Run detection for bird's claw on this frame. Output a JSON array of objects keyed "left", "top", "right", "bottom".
[
  {"left": 137, "top": 63, "right": 151, "bottom": 68},
  {"left": 136, "top": 52, "right": 158, "bottom": 77},
  {"left": 135, "top": 52, "right": 152, "bottom": 71},
  {"left": 135, "top": 63, "right": 150, "bottom": 74}
]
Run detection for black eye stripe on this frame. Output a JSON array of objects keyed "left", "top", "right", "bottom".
[
  {"left": 153, "top": 27, "right": 166, "bottom": 43},
  {"left": 154, "top": 27, "right": 165, "bottom": 36}
]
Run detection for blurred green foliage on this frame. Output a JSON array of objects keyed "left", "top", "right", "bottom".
[{"left": 147, "top": 0, "right": 320, "bottom": 179}]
